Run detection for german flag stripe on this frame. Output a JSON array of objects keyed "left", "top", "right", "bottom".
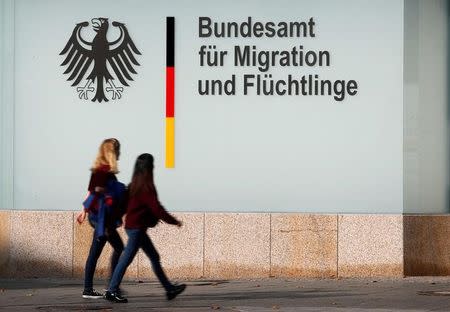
[{"left": 166, "top": 17, "right": 175, "bottom": 168}]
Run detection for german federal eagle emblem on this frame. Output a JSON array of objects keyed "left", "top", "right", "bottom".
[{"left": 60, "top": 18, "right": 141, "bottom": 103}]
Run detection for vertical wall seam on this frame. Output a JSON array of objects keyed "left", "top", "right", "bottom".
[
  {"left": 336, "top": 214, "right": 339, "bottom": 279},
  {"left": 71, "top": 213, "right": 75, "bottom": 278},
  {"left": 401, "top": 215, "right": 405, "bottom": 277},
  {"left": 136, "top": 231, "right": 139, "bottom": 280},
  {"left": 202, "top": 212, "right": 205, "bottom": 278},
  {"left": 269, "top": 213, "right": 272, "bottom": 277},
  {"left": 8, "top": 212, "right": 12, "bottom": 277},
  {"left": 9, "top": 211, "right": 15, "bottom": 276},
  {"left": 136, "top": 233, "right": 140, "bottom": 280}
]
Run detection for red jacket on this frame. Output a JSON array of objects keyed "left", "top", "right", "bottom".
[{"left": 125, "top": 187, "right": 178, "bottom": 229}]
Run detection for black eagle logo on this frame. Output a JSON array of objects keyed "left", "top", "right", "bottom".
[{"left": 60, "top": 18, "right": 141, "bottom": 102}]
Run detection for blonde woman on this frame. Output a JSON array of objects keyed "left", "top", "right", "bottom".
[{"left": 76, "top": 138, "right": 126, "bottom": 299}]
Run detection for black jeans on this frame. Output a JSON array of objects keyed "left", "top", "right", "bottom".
[
  {"left": 84, "top": 217, "right": 124, "bottom": 291},
  {"left": 108, "top": 228, "right": 173, "bottom": 292}
]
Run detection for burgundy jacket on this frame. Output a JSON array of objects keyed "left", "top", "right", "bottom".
[
  {"left": 87, "top": 165, "right": 117, "bottom": 193},
  {"left": 125, "top": 186, "right": 178, "bottom": 229},
  {"left": 85, "top": 165, "right": 126, "bottom": 224}
]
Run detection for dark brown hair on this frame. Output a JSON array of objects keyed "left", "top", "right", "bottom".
[{"left": 129, "top": 153, "right": 155, "bottom": 197}]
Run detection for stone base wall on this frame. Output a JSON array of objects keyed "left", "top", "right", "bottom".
[
  {"left": 403, "top": 215, "right": 450, "bottom": 276},
  {"left": 0, "top": 211, "right": 436, "bottom": 279}
]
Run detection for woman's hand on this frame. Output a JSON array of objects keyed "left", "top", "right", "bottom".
[{"left": 76, "top": 210, "right": 87, "bottom": 224}]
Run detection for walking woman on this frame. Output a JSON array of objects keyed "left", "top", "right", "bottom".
[
  {"left": 76, "top": 138, "right": 126, "bottom": 299},
  {"left": 105, "top": 153, "right": 186, "bottom": 303}
]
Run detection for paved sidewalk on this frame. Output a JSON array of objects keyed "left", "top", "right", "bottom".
[{"left": 1, "top": 277, "right": 450, "bottom": 311}]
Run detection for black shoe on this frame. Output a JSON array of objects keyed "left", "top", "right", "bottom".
[
  {"left": 166, "top": 284, "right": 186, "bottom": 301},
  {"left": 104, "top": 290, "right": 128, "bottom": 303},
  {"left": 82, "top": 289, "right": 103, "bottom": 299},
  {"left": 103, "top": 287, "right": 127, "bottom": 296}
]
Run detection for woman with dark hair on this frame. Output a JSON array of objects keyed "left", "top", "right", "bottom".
[{"left": 105, "top": 153, "right": 186, "bottom": 303}]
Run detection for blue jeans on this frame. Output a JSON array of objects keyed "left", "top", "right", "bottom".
[
  {"left": 84, "top": 216, "right": 124, "bottom": 291},
  {"left": 108, "top": 228, "right": 173, "bottom": 292}
]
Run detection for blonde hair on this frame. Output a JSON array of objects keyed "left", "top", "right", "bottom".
[{"left": 91, "top": 138, "right": 120, "bottom": 173}]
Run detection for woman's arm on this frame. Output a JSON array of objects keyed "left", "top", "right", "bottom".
[
  {"left": 77, "top": 191, "right": 92, "bottom": 224},
  {"left": 142, "top": 189, "right": 181, "bottom": 226}
]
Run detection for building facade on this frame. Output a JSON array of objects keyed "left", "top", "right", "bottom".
[{"left": 0, "top": 0, "right": 449, "bottom": 279}]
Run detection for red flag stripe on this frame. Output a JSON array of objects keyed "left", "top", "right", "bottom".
[{"left": 166, "top": 66, "right": 175, "bottom": 118}]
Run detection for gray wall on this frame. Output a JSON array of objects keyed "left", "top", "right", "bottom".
[
  {"left": 2, "top": 0, "right": 403, "bottom": 213},
  {"left": 404, "top": 0, "right": 449, "bottom": 213},
  {"left": 0, "top": 0, "right": 14, "bottom": 210}
]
